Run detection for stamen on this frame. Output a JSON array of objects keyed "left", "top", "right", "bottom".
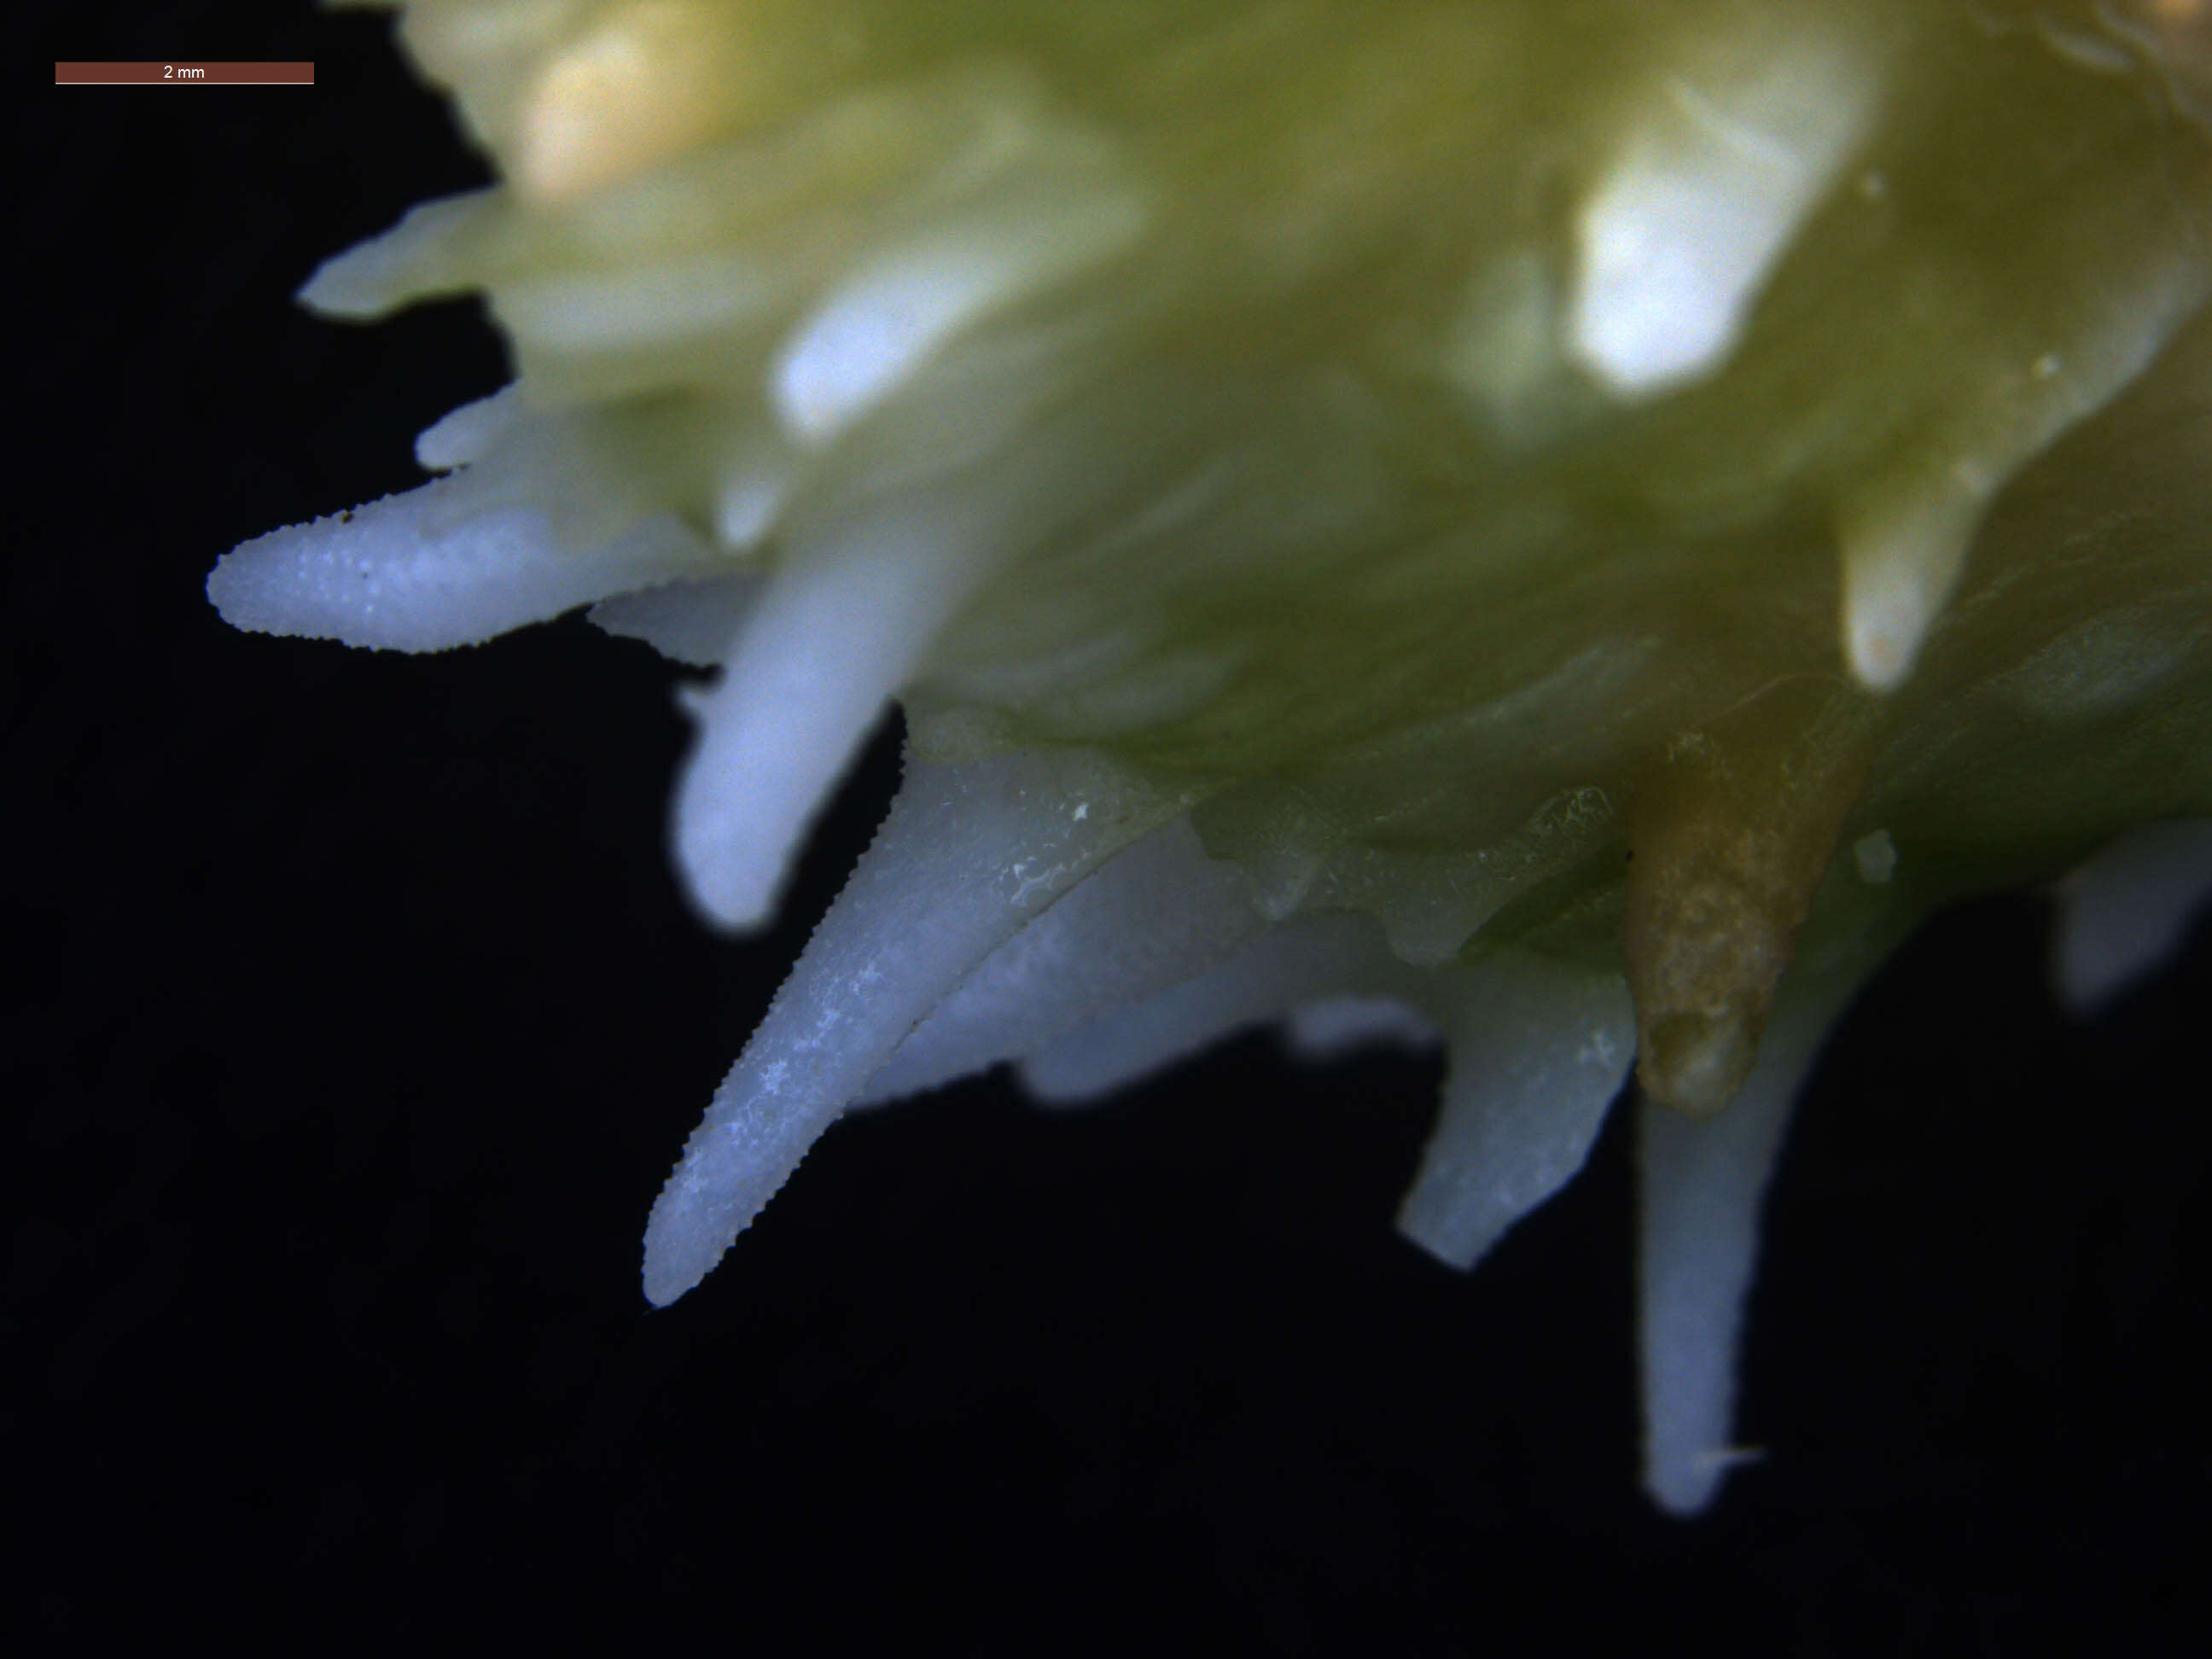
[{"left": 1622, "top": 683, "right": 1879, "bottom": 1118}]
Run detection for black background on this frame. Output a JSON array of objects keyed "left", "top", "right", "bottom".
[{"left": 12, "top": 3, "right": 2211, "bottom": 1650}]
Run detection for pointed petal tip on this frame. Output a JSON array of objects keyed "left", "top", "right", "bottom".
[
  {"left": 644, "top": 752, "right": 1182, "bottom": 1313},
  {"left": 294, "top": 192, "right": 491, "bottom": 320},
  {"left": 1635, "top": 935, "right": 1896, "bottom": 1522},
  {"left": 2050, "top": 818, "right": 2212, "bottom": 1013},
  {"left": 1843, "top": 612, "right": 1920, "bottom": 695},
  {"left": 1395, "top": 960, "right": 1635, "bottom": 1273},
  {"left": 414, "top": 385, "right": 521, "bottom": 473},
  {"left": 640, "top": 1243, "right": 707, "bottom": 1310},
  {"left": 1837, "top": 471, "right": 1986, "bottom": 694},
  {"left": 208, "top": 481, "right": 716, "bottom": 652},
  {"left": 1840, "top": 538, "right": 1943, "bottom": 694},
  {"left": 1646, "top": 1444, "right": 1765, "bottom": 1518},
  {"left": 294, "top": 253, "right": 380, "bottom": 320},
  {"left": 640, "top": 1153, "right": 748, "bottom": 1309},
  {"left": 669, "top": 734, "right": 804, "bottom": 933},
  {"left": 205, "top": 498, "right": 457, "bottom": 649},
  {"left": 667, "top": 827, "right": 791, "bottom": 938}
]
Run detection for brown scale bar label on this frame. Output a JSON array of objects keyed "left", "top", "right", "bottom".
[{"left": 55, "top": 62, "right": 314, "bottom": 85}]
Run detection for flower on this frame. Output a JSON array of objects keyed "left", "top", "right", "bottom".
[{"left": 210, "top": 0, "right": 2212, "bottom": 1513}]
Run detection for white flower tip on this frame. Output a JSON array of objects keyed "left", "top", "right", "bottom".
[
  {"left": 1396, "top": 964, "right": 1634, "bottom": 1272},
  {"left": 1282, "top": 997, "right": 1437, "bottom": 1062},
  {"left": 1843, "top": 613, "right": 1915, "bottom": 693},
  {"left": 414, "top": 386, "right": 521, "bottom": 472},
  {"left": 2051, "top": 818, "right": 2212, "bottom": 1013},
  {"left": 1839, "top": 482, "right": 1982, "bottom": 693},
  {"left": 1648, "top": 1444, "right": 1767, "bottom": 1519},
  {"left": 295, "top": 192, "right": 489, "bottom": 319},
  {"left": 640, "top": 1204, "right": 718, "bottom": 1308},
  {"left": 770, "top": 193, "right": 1144, "bottom": 446},
  {"left": 713, "top": 458, "right": 787, "bottom": 550},
  {"left": 1569, "top": 35, "right": 1876, "bottom": 399},
  {"left": 295, "top": 250, "right": 388, "bottom": 320},
  {"left": 206, "top": 488, "right": 535, "bottom": 651},
  {"left": 208, "top": 480, "right": 717, "bottom": 653},
  {"left": 668, "top": 682, "right": 791, "bottom": 928},
  {"left": 590, "top": 573, "right": 760, "bottom": 667},
  {"left": 1637, "top": 952, "right": 1883, "bottom": 1517},
  {"left": 672, "top": 789, "right": 786, "bottom": 932}
]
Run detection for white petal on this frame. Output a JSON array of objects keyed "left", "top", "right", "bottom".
[
  {"left": 1636, "top": 944, "right": 1883, "bottom": 1516},
  {"left": 2050, "top": 819, "right": 2212, "bottom": 1014},
  {"left": 498, "top": 250, "right": 783, "bottom": 354},
  {"left": 415, "top": 385, "right": 522, "bottom": 472},
  {"left": 1841, "top": 246, "right": 2209, "bottom": 693},
  {"left": 641, "top": 748, "right": 1179, "bottom": 1306},
  {"left": 1568, "top": 34, "right": 1876, "bottom": 398},
  {"left": 668, "top": 501, "right": 1001, "bottom": 930},
  {"left": 296, "top": 190, "right": 494, "bottom": 318},
  {"left": 771, "top": 186, "right": 1145, "bottom": 446},
  {"left": 587, "top": 573, "right": 761, "bottom": 667},
  {"left": 1837, "top": 475, "right": 1982, "bottom": 693},
  {"left": 858, "top": 816, "right": 1266, "bottom": 1105},
  {"left": 1018, "top": 911, "right": 1417, "bottom": 1104},
  {"left": 711, "top": 440, "right": 792, "bottom": 551},
  {"left": 207, "top": 477, "right": 716, "bottom": 652},
  {"left": 1283, "top": 997, "right": 1440, "bottom": 1062},
  {"left": 1394, "top": 960, "right": 1635, "bottom": 1272}
]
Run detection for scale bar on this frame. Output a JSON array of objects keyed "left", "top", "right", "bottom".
[{"left": 55, "top": 62, "right": 315, "bottom": 85}]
